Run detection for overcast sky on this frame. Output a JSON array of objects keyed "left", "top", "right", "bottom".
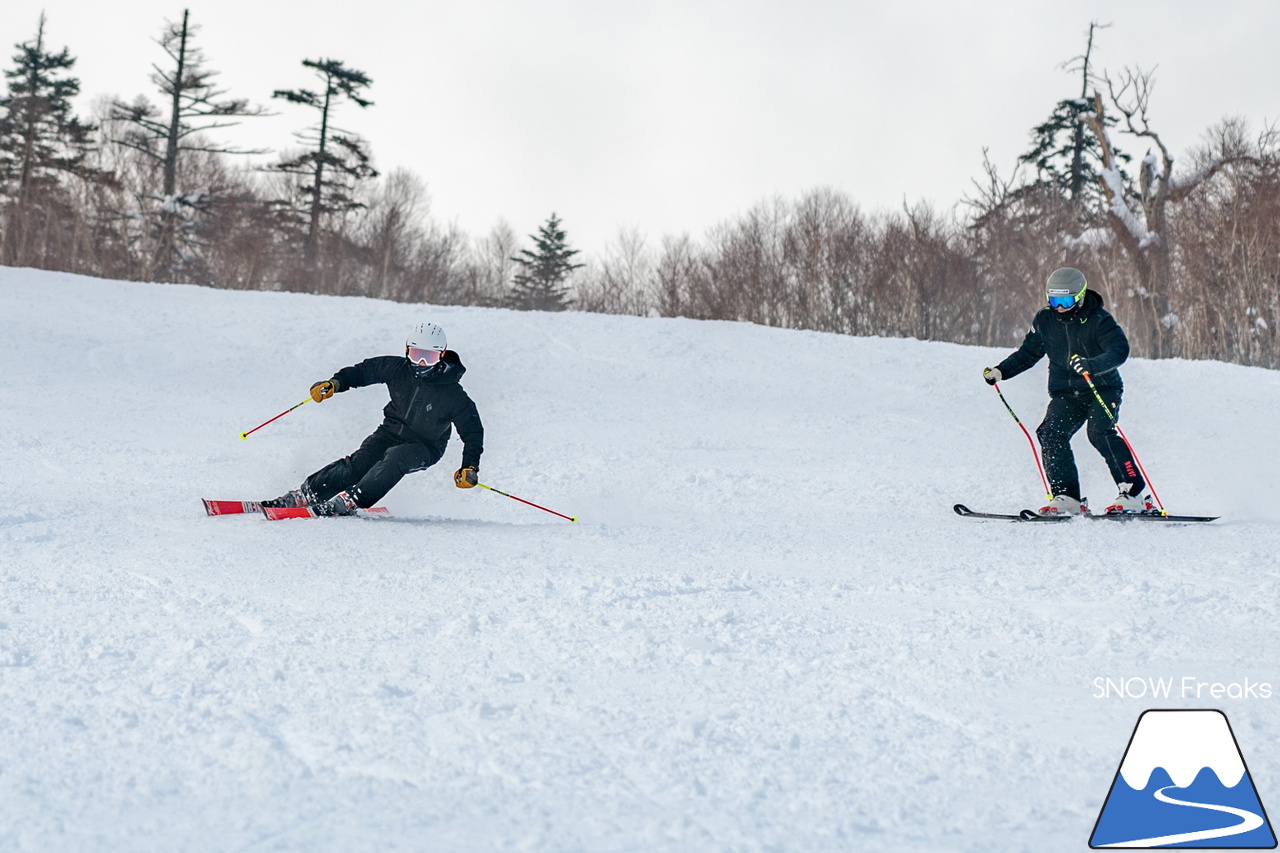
[{"left": 6, "top": 0, "right": 1277, "bottom": 256}]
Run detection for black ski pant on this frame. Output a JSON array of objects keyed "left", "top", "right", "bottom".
[
  {"left": 302, "top": 426, "right": 442, "bottom": 508},
  {"left": 1036, "top": 388, "right": 1143, "bottom": 502}
]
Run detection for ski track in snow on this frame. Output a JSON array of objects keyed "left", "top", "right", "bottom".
[{"left": 2, "top": 268, "right": 1279, "bottom": 851}]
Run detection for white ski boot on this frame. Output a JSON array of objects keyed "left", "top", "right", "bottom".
[
  {"left": 1105, "top": 491, "right": 1155, "bottom": 515},
  {"left": 1038, "top": 495, "right": 1087, "bottom": 516}
]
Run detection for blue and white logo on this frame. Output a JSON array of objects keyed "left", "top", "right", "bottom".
[{"left": 1091, "top": 709, "right": 1276, "bottom": 848}]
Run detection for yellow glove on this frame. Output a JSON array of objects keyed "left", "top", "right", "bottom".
[
  {"left": 310, "top": 379, "right": 337, "bottom": 403},
  {"left": 454, "top": 467, "right": 478, "bottom": 488}
]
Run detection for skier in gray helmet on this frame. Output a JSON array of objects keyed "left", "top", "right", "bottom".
[
  {"left": 981, "top": 268, "right": 1153, "bottom": 516},
  {"left": 262, "top": 322, "right": 483, "bottom": 516}
]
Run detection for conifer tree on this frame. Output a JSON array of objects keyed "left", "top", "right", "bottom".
[
  {"left": 268, "top": 58, "right": 376, "bottom": 274},
  {"left": 507, "top": 213, "right": 583, "bottom": 311},
  {"left": 0, "top": 14, "right": 104, "bottom": 266},
  {"left": 1018, "top": 22, "right": 1130, "bottom": 221},
  {"left": 110, "top": 9, "right": 267, "bottom": 281}
]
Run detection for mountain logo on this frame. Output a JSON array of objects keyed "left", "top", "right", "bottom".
[{"left": 1090, "top": 709, "right": 1277, "bottom": 848}]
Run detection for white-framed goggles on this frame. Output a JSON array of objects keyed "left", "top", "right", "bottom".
[{"left": 407, "top": 346, "right": 444, "bottom": 367}]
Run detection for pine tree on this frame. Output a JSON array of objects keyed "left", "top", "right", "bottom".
[
  {"left": 110, "top": 9, "right": 267, "bottom": 281},
  {"left": 268, "top": 58, "right": 376, "bottom": 278},
  {"left": 0, "top": 14, "right": 104, "bottom": 267},
  {"left": 1018, "top": 22, "right": 1130, "bottom": 222},
  {"left": 507, "top": 213, "right": 582, "bottom": 311}
]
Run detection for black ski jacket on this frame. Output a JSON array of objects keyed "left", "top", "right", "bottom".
[
  {"left": 332, "top": 351, "right": 483, "bottom": 469},
  {"left": 995, "top": 290, "right": 1129, "bottom": 395}
]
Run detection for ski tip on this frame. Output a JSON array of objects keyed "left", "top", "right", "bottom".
[{"left": 1091, "top": 512, "right": 1220, "bottom": 523}]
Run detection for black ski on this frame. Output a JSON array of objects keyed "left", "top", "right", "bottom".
[
  {"left": 1087, "top": 512, "right": 1219, "bottom": 523},
  {"left": 953, "top": 504, "right": 1069, "bottom": 522},
  {"left": 955, "top": 503, "right": 1218, "bottom": 524}
]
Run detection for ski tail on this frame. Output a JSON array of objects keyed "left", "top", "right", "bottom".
[
  {"left": 203, "top": 499, "right": 263, "bottom": 516},
  {"left": 954, "top": 503, "right": 1069, "bottom": 522}
]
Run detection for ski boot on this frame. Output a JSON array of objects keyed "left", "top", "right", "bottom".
[
  {"left": 1105, "top": 490, "right": 1156, "bottom": 515},
  {"left": 261, "top": 486, "right": 314, "bottom": 509},
  {"left": 312, "top": 491, "right": 359, "bottom": 517},
  {"left": 1038, "top": 495, "right": 1087, "bottom": 516}
]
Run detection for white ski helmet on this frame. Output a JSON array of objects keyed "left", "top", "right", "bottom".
[{"left": 406, "top": 322, "right": 447, "bottom": 367}]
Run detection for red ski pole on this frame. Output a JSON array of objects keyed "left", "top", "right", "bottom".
[
  {"left": 1079, "top": 369, "right": 1166, "bottom": 514},
  {"left": 478, "top": 482, "right": 577, "bottom": 522},
  {"left": 985, "top": 372, "right": 1052, "bottom": 502},
  {"left": 240, "top": 397, "right": 312, "bottom": 440}
]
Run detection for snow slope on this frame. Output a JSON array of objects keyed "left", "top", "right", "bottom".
[{"left": 2, "top": 267, "right": 1279, "bottom": 852}]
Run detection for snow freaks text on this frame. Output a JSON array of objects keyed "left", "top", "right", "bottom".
[{"left": 1093, "top": 677, "right": 1274, "bottom": 700}]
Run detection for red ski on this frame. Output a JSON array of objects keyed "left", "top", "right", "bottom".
[
  {"left": 203, "top": 499, "right": 263, "bottom": 516},
  {"left": 261, "top": 505, "right": 390, "bottom": 521}
]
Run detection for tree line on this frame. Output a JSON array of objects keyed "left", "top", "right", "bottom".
[{"left": 3, "top": 15, "right": 1277, "bottom": 367}]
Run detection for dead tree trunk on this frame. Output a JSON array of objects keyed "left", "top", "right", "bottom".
[{"left": 1080, "top": 72, "right": 1255, "bottom": 358}]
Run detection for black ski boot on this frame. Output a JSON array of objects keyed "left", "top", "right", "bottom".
[
  {"left": 312, "top": 491, "right": 359, "bottom": 517},
  {"left": 261, "top": 487, "right": 314, "bottom": 509}
]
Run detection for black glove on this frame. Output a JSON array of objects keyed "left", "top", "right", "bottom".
[
  {"left": 1069, "top": 354, "right": 1091, "bottom": 376},
  {"left": 310, "top": 378, "right": 339, "bottom": 402},
  {"left": 454, "top": 466, "right": 478, "bottom": 488},
  {"left": 983, "top": 367, "right": 1002, "bottom": 385}
]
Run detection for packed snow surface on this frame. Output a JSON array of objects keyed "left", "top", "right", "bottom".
[{"left": 3, "top": 268, "right": 1279, "bottom": 851}]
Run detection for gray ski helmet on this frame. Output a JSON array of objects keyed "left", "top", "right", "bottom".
[{"left": 1045, "top": 267, "right": 1087, "bottom": 310}]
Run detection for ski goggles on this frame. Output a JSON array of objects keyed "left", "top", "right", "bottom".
[
  {"left": 406, "top": 346, "right": 444, "bottom": 367},
  {"left": 1047, "top": 290, "right": 1082, "bottom": 310}
]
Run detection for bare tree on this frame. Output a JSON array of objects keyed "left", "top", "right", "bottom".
[
  {"left": 459, "top": 220, "right": 520, "bottom": 306},
  {"left": 576, "top": 228, "right": 653, "bottom": 315},
  {"left": 1167, "top": 119, "right": 1280, "bottom": 366},
  {"left": 355, "top": 167, "right": 427, "bottom": 298},
  {"left": 1080, "top": 69, "right": 1258, "bottom": 356},
  {"left": 654, "top": 233, "right": 701, "bottom": 318},
  {"left": 782, "top": 188, "right": 873, "bottom": 335}
]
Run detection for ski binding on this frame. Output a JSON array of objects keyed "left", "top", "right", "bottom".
[{"left": 260, "top": 505, "right": 390, "bottom": 521}]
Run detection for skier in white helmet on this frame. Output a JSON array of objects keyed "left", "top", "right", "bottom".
[{"left": 262, "top": 322, "right": 484, "bottom": 515}]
